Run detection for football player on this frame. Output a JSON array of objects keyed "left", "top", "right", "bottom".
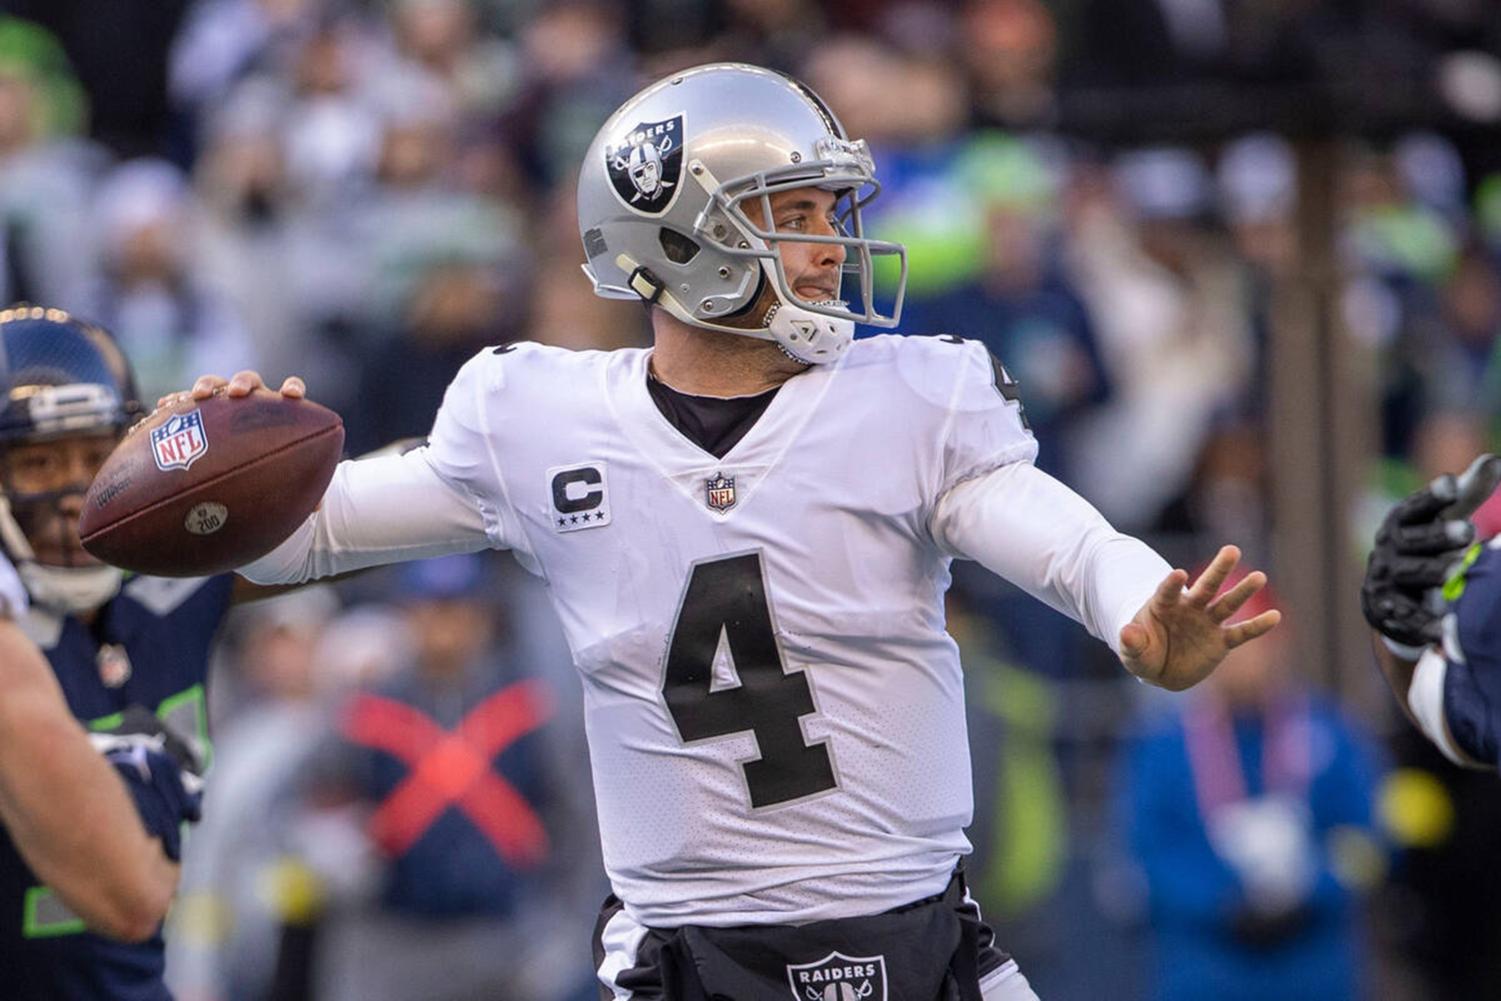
[
  {"left": 196, "top": 64, "right": 1278, "bottom": 1000},
  {"left": 0, "top": 545, "right": 186, "bottom": 947},
  {"left": 0, "top": 304, "right": 295, "bottom": 1000},
  {"left": 1363, "top": 454, "right": 1501, "bottom": 769}
]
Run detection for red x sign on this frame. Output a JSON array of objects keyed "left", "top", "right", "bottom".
[{"left": 341, "top": 680, "right": 553, "bottom": 866}]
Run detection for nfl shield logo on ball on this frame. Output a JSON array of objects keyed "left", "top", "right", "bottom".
[
  {"left": 786, "top": 953, "right": 886, "bottom": 1001},
  {"left": 151, "top": 410, "right": 209, "bottom": 472},
  {"left": 705, "top": 472, "right": 736, "bottom": 512}
]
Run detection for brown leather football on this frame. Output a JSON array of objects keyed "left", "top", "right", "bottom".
[{"left": 79, "top": 390, "right": 344, "bottom": 577}]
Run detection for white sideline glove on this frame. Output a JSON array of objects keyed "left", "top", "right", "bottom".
[{"left": 1207, "top": 795, "right": 1316, "bottom": 916}]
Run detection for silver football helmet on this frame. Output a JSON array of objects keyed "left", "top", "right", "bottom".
[{"left": 578, "top": 63, "right": 907, "bottom": 364}]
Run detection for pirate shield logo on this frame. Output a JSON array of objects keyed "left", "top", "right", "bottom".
[
  {"left": 605, "top": 114, "right": 684, "bottom": 215},
  {"left": 786, "top": 953, "right": 887, "bottom": 1001}
]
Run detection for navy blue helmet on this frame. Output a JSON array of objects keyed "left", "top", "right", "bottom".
[
  {"left": 0, "top": 304, "right": 140, "bottom": 445},
  {"left": 0, "top": 304, "right": 141, "bottom": 611}
]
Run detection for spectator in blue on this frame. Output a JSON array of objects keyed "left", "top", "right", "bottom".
[
  {"left": 291, "top": 553, "right": 597, "bottom": 1001},
  {"left": 1117, "top": 576, "right": 1386, "bottom": 1001}
]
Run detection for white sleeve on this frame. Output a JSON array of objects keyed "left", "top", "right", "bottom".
[
  {"left": 238, "top": 448, "right": 495, "bottom": 584},
  {"left": 1407, "top": 646, "right": 1487, "bottom": 768},
  {"left": 932, "top": 461, "right": 1171, "bottom": 656},
  {"left": 935, "top": 340, "right": 1038, "bottom": 497}
]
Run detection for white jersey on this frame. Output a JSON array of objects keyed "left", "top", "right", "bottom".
[
  {"left": 436, "top": 334, "right": 1031, "bottom": 925},
  {"left": 243, "top": 333, "right": 1167, "bottom": 927}
]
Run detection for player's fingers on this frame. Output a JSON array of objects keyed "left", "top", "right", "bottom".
[
  {"left": 1387, "top": 554, "right": 1455, "bottom": 589},
  {"left": 189, "top": 375, "right": 228, "bottom": 400},
  {"left": 1208, "top": 569, "right": 1265, "bottom": 623},
  {"left": 1393, "top": 476, "right": 1458, "bottom": 525},
  {"left": 226, "top": 370, "right": 266, "bottom": 397},
  {"left": 1393, "top": 520, "right": 1473, "bottom": 555},
  {"left": 1151, "top": 568, "right": 1190, "bottom": 610},
  {"left": 1187, "top": 545, "right": 1240, "bottom": 606},
  {"left": 1119, "top": 621, "right": 1149, "bottom": 659},
  {"left": 1224, "top": 609, "right": 1282, "bottom": 649},
  {"left": 1449, "top": 454, "right": 1501, "bottom": 520},
  {"left": 1369, "top": 591, "right": 1445, "bottom": 645},
  {"left": 278, "top": 376, "right": 306, "bottom": 399}
]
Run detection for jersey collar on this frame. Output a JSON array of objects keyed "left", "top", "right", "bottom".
[{"left": 605, "top": 347, "right": 846, "bottom": 513}]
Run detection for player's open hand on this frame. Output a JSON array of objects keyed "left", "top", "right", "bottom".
[
  {"left": 161, "top": 370, "right": 306, "bottom": 407},
  {"left": 1119, "top": 545, "right": 1281, "bottom": 691}
]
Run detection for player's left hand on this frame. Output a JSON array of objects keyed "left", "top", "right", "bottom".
[
  {"left": 1119, "top": 545, "right": 1281, "bottom": 691},
  {"left": 89, "top": 706, "right": 206, "bottom": 796}
]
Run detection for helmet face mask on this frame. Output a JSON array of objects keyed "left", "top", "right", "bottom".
[
  {"left": 704, "top": 137, "right": 905, "bottom": 331},
  {"left": 578, "top": 63, "right": 908, "bottom": 364},
  {"left": 0, "top": 431, "right": 119, "bottom": 569},
  {"left": 0, "top": 305, "right": 140, "bottom": 613}
]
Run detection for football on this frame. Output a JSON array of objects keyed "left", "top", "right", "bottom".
[{"left": 78, "top": 390, "right": 344, "bottom": 577}]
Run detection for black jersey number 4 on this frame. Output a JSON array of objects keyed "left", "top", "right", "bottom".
[{"left": 662, "top": 552, "right": 837, "bottom": 808}]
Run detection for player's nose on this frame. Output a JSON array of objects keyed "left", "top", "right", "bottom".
[{"left": 814, "top": 234, "right": 845, "bottom": 271}]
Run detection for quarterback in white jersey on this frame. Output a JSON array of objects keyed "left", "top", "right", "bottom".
[{"left": 192, "top": 63, "right": 1279, "bottom": 1001}]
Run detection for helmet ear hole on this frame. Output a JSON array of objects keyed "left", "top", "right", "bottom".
[{"left": 658, "top": 228, "right": 700, "bottom": 264}]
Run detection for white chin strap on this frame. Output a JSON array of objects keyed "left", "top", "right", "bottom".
[
  {"left": 0, "top": 495, "right": 122, "bottom": 614},
  {"left": 18, "top": 561, "right": 123, "bottom": 615},
  {"left": 764, "top": 300, "right": 854, "bottom": 365}
]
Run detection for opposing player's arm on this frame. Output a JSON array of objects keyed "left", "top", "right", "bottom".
[
  {"left": 1361, "top": 455, "right": 1501, "bottom": 768},
  {"left": 0, "top": 621, "right": 179, "bottom": 941},
  {"left": 1375, "top": 637, "right": 1490, "bottom": 768},
  {"left": 1369, "top": 633, "right": 1421, "bottom": 730}
]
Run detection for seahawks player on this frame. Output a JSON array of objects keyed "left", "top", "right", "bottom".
[
  {"left": 0, "top": 305, "right": 293, "bottom": 1000},
  {"left": 1364, "top": 454, "right": 1501, "bottom": 768},
  {"left": 195, "top": 64, "right": 1279, "bottom": 1000},
  {"left": 0, "top": 542, "right": 186, "bottom": 948}
]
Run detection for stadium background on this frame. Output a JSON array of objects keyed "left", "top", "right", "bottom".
[{"left": 1, "top": 0, "right": 1500, "bottom": 997}]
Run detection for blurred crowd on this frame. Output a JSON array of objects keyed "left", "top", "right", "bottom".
[{"left": 4, "top": 0, "right": 1501, "bottom": 998}]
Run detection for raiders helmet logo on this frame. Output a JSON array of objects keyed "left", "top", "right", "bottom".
[{"left": 605, "top": 114, "right": 685, "bottom": 215}]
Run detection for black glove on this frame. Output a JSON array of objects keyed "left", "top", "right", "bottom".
[
  {"left": 90, "top": 706, "right": 206, "bottom": 860},
  {"left": 1362, "top": 454, "right": 1501, "bottom": 650}
]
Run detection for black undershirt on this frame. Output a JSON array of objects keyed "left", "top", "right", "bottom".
[{"left": 646, "top": 374, "right": 780, "bottom": 459}]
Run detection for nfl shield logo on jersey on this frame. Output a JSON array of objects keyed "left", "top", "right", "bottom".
[
  {"left": 96, "top": 643, "right": 132, "bottom": 688},
  {"left": 787, "top": 953, "right": 887, "bottom": 1001},
  {"left": 151, "top": 410, "right": 209, "bottom": 472},
  {"left": 705, "top": 472, "right": 736, "bottom": 512}
]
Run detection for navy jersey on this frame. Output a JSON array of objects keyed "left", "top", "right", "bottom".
[
  {"left": 0, "top": 573, "right": 233, "bottom": 1001},
  {"left": 1440, "top": 541, "right": 1501, "bottom": 766}
]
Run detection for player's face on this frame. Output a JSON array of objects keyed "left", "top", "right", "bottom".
[
  {"left": 748, "top": 187, "right": 847, "bottom": 302},
  {"left": 2, "top": 432, "right": 117, "bottom": 567}
]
